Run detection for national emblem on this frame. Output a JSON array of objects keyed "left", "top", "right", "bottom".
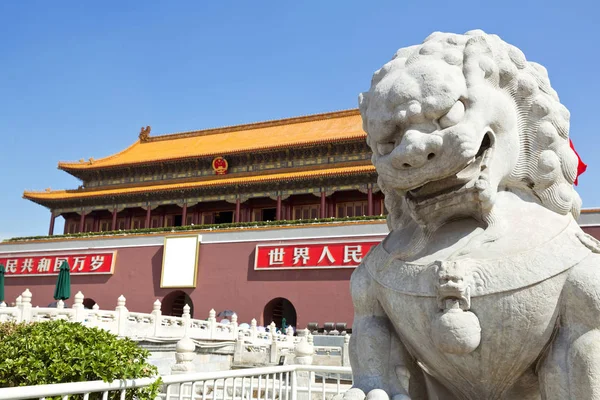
[{"left": 212, "top": 156, "right": 228, "bottom": 175}]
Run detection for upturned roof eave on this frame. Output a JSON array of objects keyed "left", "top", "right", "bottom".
[
  {"left": 23, "top": 166, "right": 377, "bottom": 207},
  {"left": 56, "top": 134, "right": 367, "bottom": 175}
]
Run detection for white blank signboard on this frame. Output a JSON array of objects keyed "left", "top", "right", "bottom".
[{"left": 161, "top": 235, "right": 199, "bottom": 288}]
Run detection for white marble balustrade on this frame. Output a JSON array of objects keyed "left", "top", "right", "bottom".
[{"left": 0, "top": 289, "right": 327, "bottom": 350}]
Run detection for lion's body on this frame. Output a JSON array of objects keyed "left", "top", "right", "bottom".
[
  {"left": 349, "top": 197, "right": 600, "bottom": 399},
  {"left": 345, "top": 31, "right": 597, "bottom": 399}
]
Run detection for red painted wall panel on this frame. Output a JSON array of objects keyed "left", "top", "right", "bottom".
[
  {"left": 5, "top": 225, "right": 600, "bottom": 330},
  {"left": 3, "top": 239, "right": 362, "bottom": 329}
]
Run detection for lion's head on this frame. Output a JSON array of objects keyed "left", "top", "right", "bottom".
[{"left": 359, "top": 30, "right": 581, "bottom": 235}]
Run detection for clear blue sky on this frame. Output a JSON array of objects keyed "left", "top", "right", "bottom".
[{"left": 0, "top": 1, "right": 598, "bottom": 239}]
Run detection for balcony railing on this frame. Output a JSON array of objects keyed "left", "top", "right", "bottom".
[{"left": 5, "top": 215, "right": 386, "bottom": 242}]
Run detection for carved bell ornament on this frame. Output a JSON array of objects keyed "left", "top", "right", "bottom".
[
  {"left": 431, "top": 260, "right": 482, "bottom": 355},
  {"left": 431, "top": 304, "right": 481, "bottom": 355}
]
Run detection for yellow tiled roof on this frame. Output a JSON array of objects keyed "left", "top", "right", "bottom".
[
  {"left": 24, "top": 164, "right": 376, "bottom": 201},
  {"left": 59, "top": 109, "right": 364, "bottom": 170}
]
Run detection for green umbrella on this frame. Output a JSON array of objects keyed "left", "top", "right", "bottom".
[
  {"left": 53, "top": 260, "right": 71, "bottom": 301},
  {"left": 0, "top": 264, "right": 5, "bottom": 303}
]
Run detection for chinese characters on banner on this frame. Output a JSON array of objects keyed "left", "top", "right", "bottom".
[
  {"left": 0, "top": 252, "right": 116, "bottom": 277},
  {"left": 254, "top": 241, "right": 380, "bottom": 270}
]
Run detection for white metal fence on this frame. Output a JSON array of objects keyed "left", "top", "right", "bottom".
[{"left": 0, "top": 365, "right": 353, "bottom": 400}]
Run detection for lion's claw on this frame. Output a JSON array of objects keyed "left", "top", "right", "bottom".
[{"left": 333, "top": 388, "right": 410, "bottom": 400}]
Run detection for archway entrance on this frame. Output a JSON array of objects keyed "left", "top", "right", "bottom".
[
  {"left": 83, "top": 298, "right": 96, "bottom": 309},
  {"left": 263, "top": 298, "right": 297, "bottom": 330},
  {"left": 162, "top": 290, "right": 194, "bottom": 318}
]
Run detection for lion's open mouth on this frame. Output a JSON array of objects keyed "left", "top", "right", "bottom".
[{"left": 406, "top": 133, "right": 493, "bottom": 202}]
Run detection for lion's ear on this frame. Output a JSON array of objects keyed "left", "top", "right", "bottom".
[
  {"left": 358, "top": 92, "right": 371, "bottom": 116},
  {"left": 358, "top": 92, "right": 370, "bottom": 112},
  {"left": 464, "top": 35, "right": 493, "bottom": 57},
  {"left": 358, "top": 92, "right": 371, "bottom": 133},
  {"left": 463, "top": 36, "right": 497, "bottom": 86}
]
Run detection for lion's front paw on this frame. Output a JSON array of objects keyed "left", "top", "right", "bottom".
[
  {"left": 332, "top": 388, "right": 366, "bottom": 400},
  {"left": 332, "top": 388, "right": 411, "bottom": 400}
]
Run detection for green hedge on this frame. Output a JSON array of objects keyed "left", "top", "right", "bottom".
[
  {"left": 6, "top": 215, "right": 387, "bottom": 242},
  {"left": 0, "top": 320, "right": 161, "bottom": 399}
]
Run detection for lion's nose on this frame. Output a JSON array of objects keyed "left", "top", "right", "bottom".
[{"left": 390, "top": 130, "right": 443, "bottom": 169}]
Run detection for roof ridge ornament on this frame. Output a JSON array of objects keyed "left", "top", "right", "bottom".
[{"left": 139, "top": 126, "right": 151, "bottom": 142}]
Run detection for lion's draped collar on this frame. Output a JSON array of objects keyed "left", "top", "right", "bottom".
[{"left": 363, "top": 219, "right": 591, "bottom": 297}]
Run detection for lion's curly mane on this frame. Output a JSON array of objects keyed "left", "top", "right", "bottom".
[{"left": 359, "top": 30, "right": 581, "bottom": 232}]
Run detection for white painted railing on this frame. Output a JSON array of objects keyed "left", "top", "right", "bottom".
[{"left": 0, "top": 365, "right": 353, "bottom": 400}]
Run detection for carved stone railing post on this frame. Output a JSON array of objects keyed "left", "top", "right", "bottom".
[
  {"left": 151, "top": 299, "right": 162, "bottom": 337},
  {"left": 0, "top": 302, "right": 7, "bottom": 323},
  {"left": 233, "top": 330, "right": 245, "bottom": 365},
  {"left": 231, "top": 313, "right": 238, "bottom": 339},
  {"left": 171, "top": 335, "right": 196, "bottom": 375},
  {"left": 342, "top": 334, "right": 351, "bottom": 366},
  {"left": 15, "top": 295, "right": 23, "bottom": 322},
  {"left": 171, "top": 334, "right": 196, "bottom": 399},
  {"left": 87, "top": 303, "right": 100, "bottom": 329},
  {"left": 208, "top": 309, "right": 216, "bottom": 339},
  {"left": 250, "top": 318, "right": 257, "bottom": 341},
  {"left": 293, "top": 329, "right": 315, "bottom": 400},
  {"left": 57, "top": 300, "right": 64, "bottom": 310},
  {"left": 182, "top": 304, "right": 191, "bottom": 336},
  {"left": 270, "top": 327, "right": 278, "bottom": 364},
  {"left": 115, "top": 295, "right": 128, "bottom": 337},
  {"left": 72, "top": 291, "right": 85, "bottom": 323},
  {"left": 18, "top": 289, "right": 33, "bottom": 323}
]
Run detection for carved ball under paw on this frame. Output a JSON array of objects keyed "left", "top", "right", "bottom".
[
  {"left": 366, "top": 389, "right": 390, "bottom": 400},
  {"left": 339, "top": 388, "right": 367, "bottom": 400},
  {"left": 431, "top": 308, "right": 481, "bottom": 354}
]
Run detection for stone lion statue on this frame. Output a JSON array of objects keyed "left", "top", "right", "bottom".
[{"left": 344, "top": 30, "right": 599, "bottom": 400}]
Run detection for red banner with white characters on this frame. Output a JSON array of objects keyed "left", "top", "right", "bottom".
[
  {"left": 254, "top": 241, "right": 380, "bottom": 270},
  {"left": 0, "top": 252, "right": 116, "bottom": 277}
]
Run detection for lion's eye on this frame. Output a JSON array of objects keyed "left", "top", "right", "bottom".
[
  {"left": 438, "top": 100, "right": 465, "bottom": 129},
  {"left": 377, "top": 142, "right": 395, "bottom": 155}
]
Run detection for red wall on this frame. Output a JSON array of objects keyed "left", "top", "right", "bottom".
[
  {"left": 3, "top": 239, "right": 362, "bottom": 329},
  {"left": 6, "top": 225, "right": 600, "bottom": 330}
]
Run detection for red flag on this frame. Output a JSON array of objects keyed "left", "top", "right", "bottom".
[{"left": 569, "top": 139, "right": 587, "bottom": 186}]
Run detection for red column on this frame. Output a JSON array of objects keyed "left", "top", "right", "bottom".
[
  {"left": 320, "top": 191, "right": 326, "bottom": 218},
  {"left": 367, "top": 186, "right": 374, "bottom": 216},
  {"left": 79, "top": 212, "right": 85, "bottom": 233},
  {"left": 182, "top": 203, "right": 188, "bottom": 226},
  {"left": 111, "top": 209, "right": 118, "bottom": 231},
  {"left": 235, "top": 199, "right": 241, "bottom": 222},
  {"left": 145, "top": 207, "right": 151, "bottom": 228},
  {"left": 48, "top": 213, "right": 56, "bottom": 236},
  {"left": 276, "top": 195, "right": 282, "bottom": 220},
  {"left": 286, "top": 203, "right": 292, "bottom": 220}
]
